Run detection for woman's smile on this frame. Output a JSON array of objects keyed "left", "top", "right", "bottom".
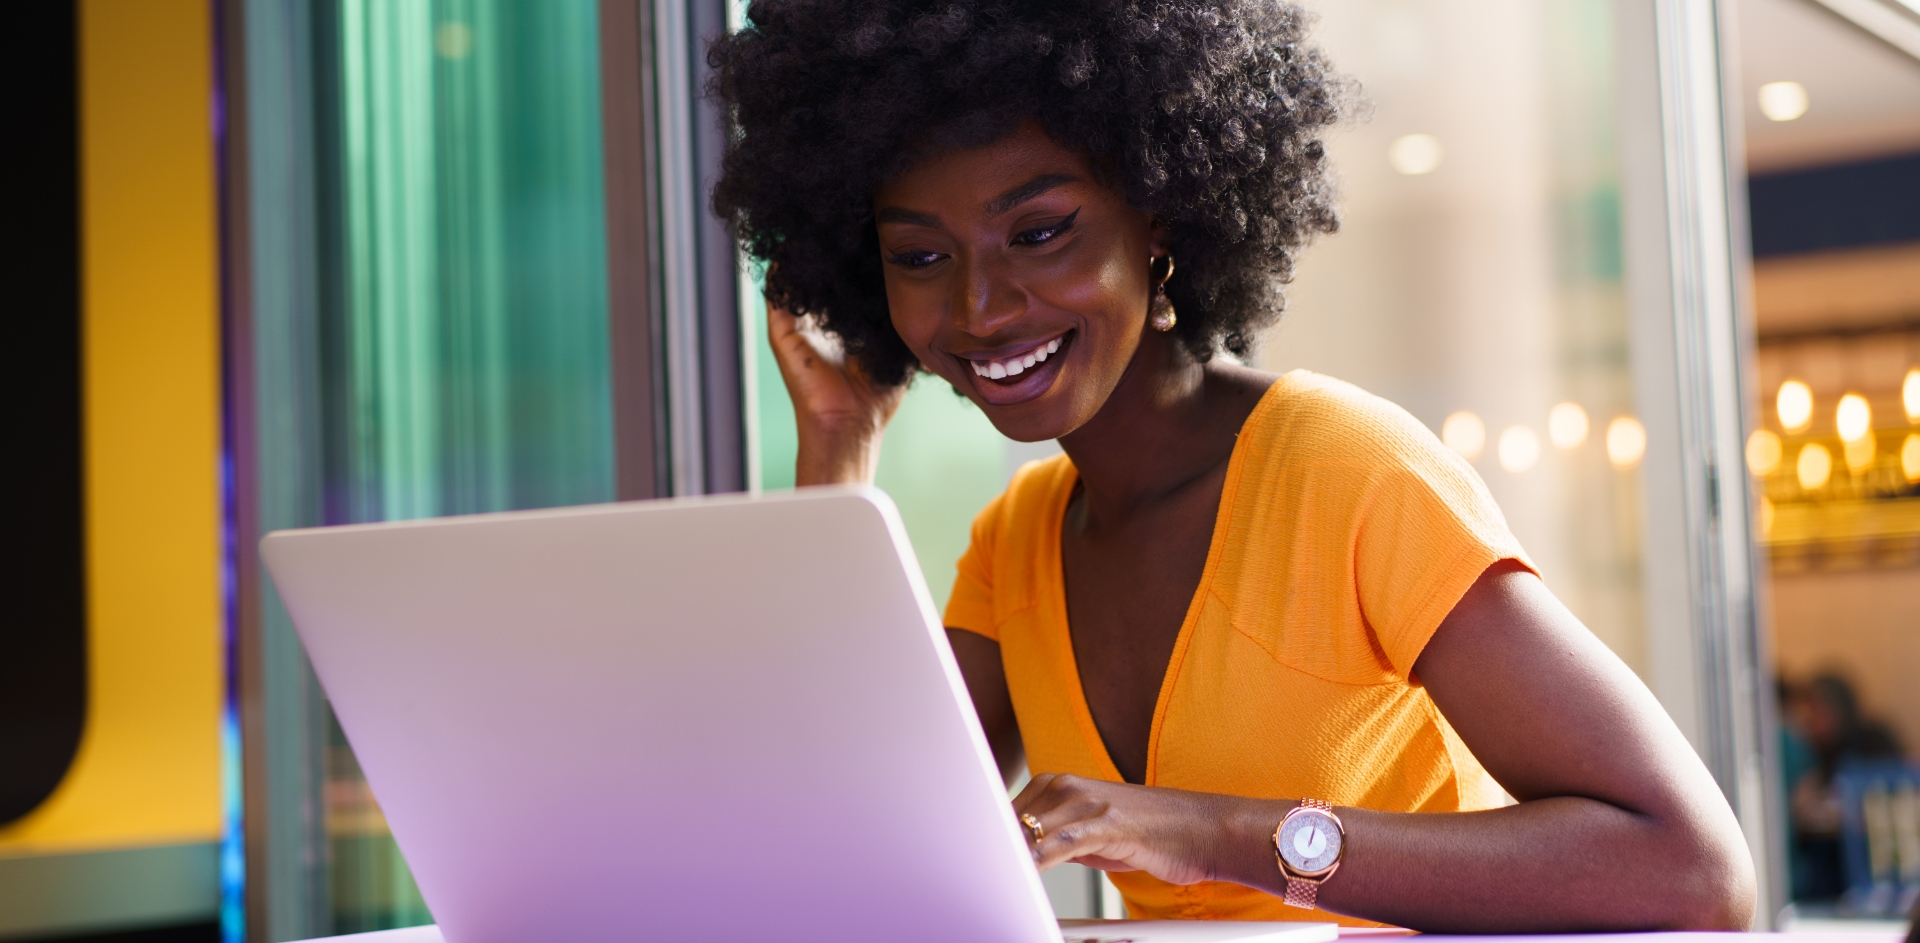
[{"left": 954, "top": 330, "right": 1073, "bottom": 406}]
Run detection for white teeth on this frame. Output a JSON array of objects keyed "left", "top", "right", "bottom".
[{"left": 970, "top": 335, "right": 1065, "bottom": 381}]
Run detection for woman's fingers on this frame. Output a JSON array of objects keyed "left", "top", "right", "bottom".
[
  {"left": 766, "top": 293, "right": 908, "bottom": 485},
  {"left": 1013, "top": 774, "right": 1130, "bottom": 871},
  {"left": 766, "top": 298, "right": 845, "bottom": 394},
  {"left": 1009, "top": 774, "right": 1220, "bottom": 884}
]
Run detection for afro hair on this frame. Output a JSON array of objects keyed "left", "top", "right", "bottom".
[{"left": 708, "top": 0, "right": 1346, "bottom": 386}]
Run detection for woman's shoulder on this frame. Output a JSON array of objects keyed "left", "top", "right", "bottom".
[
  {"left": 1247, "top": 369, "right": 1463, "bottom": 476},
  {"left": 967, "top": 451, "right": 1075, "bottom": 550},
  {"left": 1228, "top": 368, "right": 1516, "bottom": 568}
]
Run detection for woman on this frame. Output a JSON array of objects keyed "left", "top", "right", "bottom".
[{"left": 709, "top": 0, "right": 1755, "bottom": 931}]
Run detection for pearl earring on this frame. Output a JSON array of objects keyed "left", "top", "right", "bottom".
[{"left": 1148, "top": 255, "right": 1177, "bottom": 332}]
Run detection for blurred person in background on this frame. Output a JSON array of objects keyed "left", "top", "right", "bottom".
[{"left": 1780, "top": 672, "right": 1905, "bottom": 901}]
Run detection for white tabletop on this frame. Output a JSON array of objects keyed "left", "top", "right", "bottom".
[{"left": 289, "top": 924, "right": 1911, "bottom": 943}]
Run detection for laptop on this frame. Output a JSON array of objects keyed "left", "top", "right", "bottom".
[{"left": 262, "top": 487, "right": 1339, "bottom": 943}]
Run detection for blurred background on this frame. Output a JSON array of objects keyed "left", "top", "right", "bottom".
[{"left": 5, "top": 0, "right": 1916, "bottom": 940}]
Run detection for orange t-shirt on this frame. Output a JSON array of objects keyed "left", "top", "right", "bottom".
[{"left": 942, "top": 371, "right": 1534, "bottom": 925}]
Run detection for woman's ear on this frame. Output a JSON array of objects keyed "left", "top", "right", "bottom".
[{"left": 1147, "top": 217, "right": 1172, "bottom": 259}]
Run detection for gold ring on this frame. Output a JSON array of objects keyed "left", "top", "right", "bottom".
[{"left": 1020, "top": 812, "right": 1045, "bottom": 844}]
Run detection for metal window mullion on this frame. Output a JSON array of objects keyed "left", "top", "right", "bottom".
[
  {"left": 651, "top": 0, "right": 706, "bottom": 496},
  {"left": 1644, "top": 0, "right": 1780, "bottom": 922}
]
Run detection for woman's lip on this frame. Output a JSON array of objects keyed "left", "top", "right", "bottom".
[
  {"left": 953, "top": 330, "right": 1071, "bottom": 365},
  {"left": 958, "top": 332, "right": 1072, "bottom": 408}
]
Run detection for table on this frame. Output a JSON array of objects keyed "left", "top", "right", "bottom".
[{"left": 291, "top": 925, "right": 1911, "bottom": 943}]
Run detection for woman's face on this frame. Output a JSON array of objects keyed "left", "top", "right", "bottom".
[{"left": 873, "top": 120, "right": 1166, "bottom": 442}]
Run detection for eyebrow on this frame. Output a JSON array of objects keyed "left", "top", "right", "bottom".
[
  {"left": 875, "top": 206, "right": 943, "bottom": 227},
  {"left": 873, "top": 172, "right": 1081, "bottom": 229},
  {"left": 984, "top": 173, "right": 1079, "bottom": 217}
]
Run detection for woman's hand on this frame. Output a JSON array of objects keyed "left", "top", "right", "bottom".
[
  {"left": 1013, "top": 773, "right": 1285, "bottom": 887},
  {"left": 766, "top": 296, "right": 907, "bottom": 486}
]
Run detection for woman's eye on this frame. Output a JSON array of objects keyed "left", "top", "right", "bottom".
[
  {"left": 1011, "top": 208, "right": 1080, "bottom": 247},
  {"left": 886, "top": 250, "right": 946, "bottom": 268}
]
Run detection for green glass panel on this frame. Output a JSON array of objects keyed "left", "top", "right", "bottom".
[
  {"left": 320, "top": 1, "right": 612, "bottom": 932},
  {"left": 333, "top": 0, "right": 611, "bottom": 524}
]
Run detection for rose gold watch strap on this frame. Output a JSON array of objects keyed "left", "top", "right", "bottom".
[
  {"left": 1283, "top": 875, "right": 1320, "bottom": 909},
  {"left": 1281, "top": 799, "right": 1335, "bottom": 911}
]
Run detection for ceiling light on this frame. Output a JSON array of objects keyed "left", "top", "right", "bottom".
[
  {"left": 1758, "top": 81, "right": 1808, "bottom": 122},
  {"left": 1388, "top": 134, "right": 1444, "bottom": 175},
  {"left": 1797, "top": 442, "right": 1832, "bottom": 491},
  {"left": 1777, "top": 379, "right": 1813, "bottom": 433},
  {"left": 1746, "top": 429, "right": 1782, "bottom": 477},
  {"left": 1905, "top": 368, "right": 1919, "bottom": 423},
  {"left": 1499, "top": 426, "right": 1540, "bottom": 473},
  {"left": 1606, "top": 416, "right": 1646, "bottom": 469},
  {"left": 1845, "top": 435, "right": 1876, "bottom": 473},
  {"left": 1904, "top": 434, "right": 1920, "bottom": 484},
  {"left": 1836, "top": 393, "right": 1872, "bottom": 442},
  {"left": 1548, "top": 403, "right": 1589, "bottom": 450},
  {"left": 1442, "top": 411, "right": 1485, "bottom": 459}
]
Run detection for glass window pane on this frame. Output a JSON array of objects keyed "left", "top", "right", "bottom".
[
  {"left": 1263, "top": 0, "right": 1646, "bottom": 671},
  {"left": 1733, "top": 0, "right": 1920, "bottom": 919},
  {"left": 295, "top": 0, "right": 606, "bottom": 929}
]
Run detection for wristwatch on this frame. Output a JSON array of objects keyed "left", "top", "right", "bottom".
[{"left": 1272, "top": 798, "right": 1345, "bottom": 910}]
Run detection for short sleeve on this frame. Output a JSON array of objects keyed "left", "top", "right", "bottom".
[
  {"left": 942, "top": 491, "right": 1006, "bottom": 641},
  {"left": 1351, "top": 416, "right": 1534, "bottom": 678}
]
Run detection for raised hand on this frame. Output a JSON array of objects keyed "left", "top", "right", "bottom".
[{"left": 766, "top": 295, "right": 907, "bottom": 486}]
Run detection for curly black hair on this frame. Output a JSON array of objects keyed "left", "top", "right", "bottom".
[{"left": 708, "top": 0, "right": 1345, "bottom": 387}]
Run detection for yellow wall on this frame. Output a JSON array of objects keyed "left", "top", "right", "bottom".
[{"left": 0, "top": 0, "right": 223, "bottom": 855}]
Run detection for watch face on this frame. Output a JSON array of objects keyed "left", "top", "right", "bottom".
[{"left": 1278, "top": 808, "right": 1343, "bottom": 875}]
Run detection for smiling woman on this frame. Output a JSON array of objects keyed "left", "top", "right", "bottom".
[{"left": 709, "top": 0, "right": 1756, "bottom": 932}]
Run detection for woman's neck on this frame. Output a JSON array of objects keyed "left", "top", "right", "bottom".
[{"left": 1056, "top": 331, "right": 1271, "bottom": 524}]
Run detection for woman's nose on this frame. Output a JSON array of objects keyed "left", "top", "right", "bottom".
[{"left": 950, "top": 253, "right": 1024, "bottom": 337}]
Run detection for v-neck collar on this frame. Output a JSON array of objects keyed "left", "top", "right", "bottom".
[{"left": 1041, "top": 379, "right": 1282, "bottom": 786}]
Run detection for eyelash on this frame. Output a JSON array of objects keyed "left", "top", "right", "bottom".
[
  {"left": 884, "top": 208, "right": 1082, "bottom": 268},
  {"left": 1011, "top": 208, "right": 1079, "bottom": 247},
  {"left": 887, "top": 250, "right": 945, "bottom": 268}
]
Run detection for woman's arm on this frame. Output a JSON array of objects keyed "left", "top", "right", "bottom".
[
  {"left": 1012, "top": 561, "right": 1757, "bottom": 931},
  {"left": 949, "top": 629, "right": 1026, "bottom": 787}
]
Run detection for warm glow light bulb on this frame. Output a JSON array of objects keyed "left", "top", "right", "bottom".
[
  {"left": 1758, "top": 81, "right": 1809, "bottom": 122},
  {"left": 1905, "top": 368, "right": 1920, "bottom": 423},
  {"left": 1904, "top": 434, "right": 1920, "bottom": 484},
  {"left": 1746, "top": 429, "right": 1782, "bottom": 477},
  {"left": 1777, "top": 379, "right": 1813, "bottom": 432},
  {"left": 1845, "top": 435, "right": 1876, "bottom": 473},
  {"left": 1836, "top": 393, "right": 1872, "bottom": 442},
  {"left": 1499, "top": 426, "right": 1540, "bottom": 473},
  {"left": 1606, "top": 416, "right": 1646, "bottom": 469},
  {"left": 1442, "top": 411, "right": 1486, "bottom": 459},
  {"left": 1797, "top": 443, "right": 1832, "bottom": 491},
  {"left": 1548, "top": 403, "right": 1589, "bottom": 450},
  {"left": 1388, "top": 134, "right": 1444, "bottom": 175}
]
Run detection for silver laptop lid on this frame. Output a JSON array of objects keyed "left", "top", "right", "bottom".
[{"left": 262, "top": 487, "right": 1058, "bottom": 943}]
